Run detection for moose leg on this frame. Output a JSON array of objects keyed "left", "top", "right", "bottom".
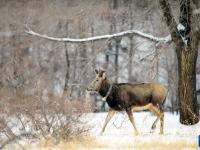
[
  {"left": 151, "top": 117, "right": 159, "bottom": 129},
  {"left": 160, "top": 111, "right": 164, "bottom": 134},
  {"left": 149, "top": 104, "right": 164, "bottom": 134},
  {"left": 126, "top": 108, "right": 139, "bottom": 135},
  {"left": 101, "top": 109, "right": 115, "bottom": 134},
  {"left": 132, "top": 104, "right": 159, "bottom": 130}
]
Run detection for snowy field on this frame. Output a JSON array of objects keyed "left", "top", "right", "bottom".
[
  {"left": 83, "top": 112, "right": 200, "bottom": 150},
  {"left": 3, "top": 112, "right": 200, "bottom": 150}
]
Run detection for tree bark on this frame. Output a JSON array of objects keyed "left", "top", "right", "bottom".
[{"left": 176, "top": 45, "right": 199, "bottom": 124}]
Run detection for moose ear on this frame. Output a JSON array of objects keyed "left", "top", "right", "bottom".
[
  {"left": 95, "top": 69, "right": 98, "bottom": 74},
  {"left": 102, "top": 72, "right": 106, "bottom": 79}
]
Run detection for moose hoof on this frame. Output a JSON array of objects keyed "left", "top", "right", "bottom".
[
  {"left": 151, "top": 124, "right": 156, "bottom": 130},
  {"left": 134, "top": 131, "right": 139, "bottom": 136}
]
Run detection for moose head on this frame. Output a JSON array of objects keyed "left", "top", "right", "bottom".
[{"left": 87, "top": 69, "right": 107, "bottom": 92}]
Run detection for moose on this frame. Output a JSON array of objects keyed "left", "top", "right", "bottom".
[{"left": 87, "top": 69, "right": 167, "bottom": 135}]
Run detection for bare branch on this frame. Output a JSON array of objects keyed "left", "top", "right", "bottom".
[
  {"left": 159, "top": 0, "right": 181, "bottom": 42},
  {"left": 25, "top": 28, "right": 171, "bottom": 43}
]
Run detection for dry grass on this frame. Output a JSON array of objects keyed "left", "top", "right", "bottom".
[
  {"left": 3, "top": 136, "right": 104, "bottom": 150},
  {"left": 118, "top": 140, "right": 197, "bottom": 150},
  {"left": 3, "top": 136, "right": 197, "bottom": 150}
]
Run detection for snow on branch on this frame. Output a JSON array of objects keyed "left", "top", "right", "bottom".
[{"left": 25, "top": 27, "right": 171, "bottom": 43}]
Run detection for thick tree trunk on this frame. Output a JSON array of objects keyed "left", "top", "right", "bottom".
[
  {"left": 159, "top": 0, "right": 199, "bottom": 125},
  {"left": 176, "top": 45, "right": 199, "bottom": 124}
]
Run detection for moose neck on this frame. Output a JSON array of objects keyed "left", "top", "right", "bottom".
[{"left": 99, "top": 79, "right": 111, "bottom": 97}]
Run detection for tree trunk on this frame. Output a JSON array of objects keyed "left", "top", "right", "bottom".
[
  {"left": 64, "top": 42, "right": 70, "bottom": 90},
  {"left": 64, "top": 21, "right": 70, "bottom": 91},
  {"left": 112, "top": 17, "right": 119, "bottom": 83},
  {"left": 128, "top": 35, "right": 133, "bottom": 82},
  {"left": 128, "top": 5, "right": 134, "bottom": 82},
  {"left": 159, "top": 0, "right": 199, "bottom": 125},
  {"left": 115, "top": 38, "right": 119, "bottom": 83},
  {"left": 176, "top": 45, "right": 199, "bottom": 124},
  {"left": 61, "top": 21, "right": 70, "bottom": 100},
  {"left": 90, "top": 24, "right": 96, "bottom": 69}
]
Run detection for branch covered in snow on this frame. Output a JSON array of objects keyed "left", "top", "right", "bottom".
[{"left": 25, "top": 28, "right": 171, "bottom": 44}]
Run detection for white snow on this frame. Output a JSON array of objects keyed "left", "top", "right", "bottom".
[
  {"left": 84, "top": 112, "right": 200, "bottom": 149},
  {"left": 177, "top": 23, "right": 186, "bottom": 31},
  {"left": 177, "top": 23, "right": 188, "bottom": 46},
  {"left": 25, "top": 28, "right": 171, "bottom": 43}
]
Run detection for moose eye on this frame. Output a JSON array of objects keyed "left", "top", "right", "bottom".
[{"left": 96, "top": 79, "right": 99, "bottom": 82}]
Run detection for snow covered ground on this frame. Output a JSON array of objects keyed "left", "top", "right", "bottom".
[
  {"left": 2, "top": 112, "right": 200, "bottom": 150},
  {"left": 83, "top": 112, "right": 200, "bottom": 149}
]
